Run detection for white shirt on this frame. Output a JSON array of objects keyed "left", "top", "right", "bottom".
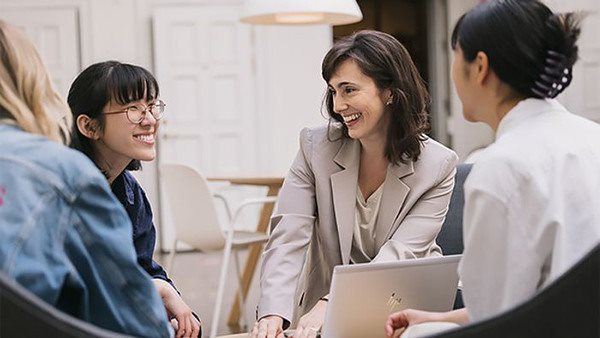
[
  {"left": 459, "top": 98, "right": 600, "bottom": 322},
  {"left": 351, "top": 184, "right": 385, "bottom": 263}
]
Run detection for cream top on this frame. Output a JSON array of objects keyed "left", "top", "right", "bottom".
[{"left": 350, "top": 183, "right": 384, "bottom": 263}]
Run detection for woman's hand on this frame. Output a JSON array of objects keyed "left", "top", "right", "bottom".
[
  {"left": 153, "top": 279, "right": 201, "bottom": 338},
  {"left": 292, "top": 299, "right": 328, "bottom": 338},
  {"left": 384, "top": 309, "right": 437, "bottom": 338},
  {"left": 385, "top": 308, "right": 469, "bottom": 337},
  {"left": 251, "top": 315, "right": 285, "bottom": 338}
]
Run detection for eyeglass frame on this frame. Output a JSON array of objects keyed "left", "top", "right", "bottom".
[{"left": 103, "top": 100, "right": 166, "bottom": 124}]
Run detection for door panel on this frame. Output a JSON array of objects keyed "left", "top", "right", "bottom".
[
  {"left": 154, "top": 4, "right": 256, "bottom": 176},
  {"left": 0, "top": 7, "right": 80, "bottom": 97}
]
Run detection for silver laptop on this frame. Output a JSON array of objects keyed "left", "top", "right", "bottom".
[{"left": 320, "top": 255, "right": 461, "bottom": 338}]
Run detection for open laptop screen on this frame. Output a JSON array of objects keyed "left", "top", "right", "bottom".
[{"left": 321, "top": 255, "right": 461, "bottom": 338}]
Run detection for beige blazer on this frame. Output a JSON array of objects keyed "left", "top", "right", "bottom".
[{"left": 257, "top": 124, "right": 458, "bottom": 325}]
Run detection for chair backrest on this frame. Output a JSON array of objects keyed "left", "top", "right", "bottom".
[
  {"left": 160, "top": 163, "right": 226, "bottom": 250},
  {"left": 0, "top": 271, "right": 134, "bottom": 338},
  {"left": 437, "top": 163, "right": 472, "bottom": 255},
  {"left": 434, "top": 243, "right": 600, "bottom": 338}
]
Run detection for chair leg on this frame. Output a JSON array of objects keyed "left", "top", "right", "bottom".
[
  {"left": 167, "top": 239, "right": 178, "bottom": 275},
  {"left": 233, "top": 248, "right": 246, "bottom": 330},
  {"left": 210, "top": 241, "right": 234, "bottom": 338}
]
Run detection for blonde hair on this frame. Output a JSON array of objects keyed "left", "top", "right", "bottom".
[{"left": 0, "top": 20, "right": 72, "bottom": 143}]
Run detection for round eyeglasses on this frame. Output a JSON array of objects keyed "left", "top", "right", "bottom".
[{"left": 103, "top": 100, "right": 166, "bottom": 124}]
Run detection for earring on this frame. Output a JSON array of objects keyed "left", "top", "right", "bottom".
[{"left": 386, "top": 97, "right": 393, "bottom": 106}]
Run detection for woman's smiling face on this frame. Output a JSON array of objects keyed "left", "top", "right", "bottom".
[
  {"left": 93, "top": 98, "right": 160, "bottom": 168},
  {"left": 328, "top": 59, "right": 391, "bottom": 142}
]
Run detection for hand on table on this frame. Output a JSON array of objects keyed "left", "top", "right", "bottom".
[
  {"left": 154, "top": 279, "right": 201, "bottom": 338},
  {"left": 252, "top": 315, "right": 285, "bottom": 338},
  {"left": 384, "top": 309, "right": 437, "bottom": 338},
  {"left": 291, "top": 299, "right": 327, "bottom": 338}
]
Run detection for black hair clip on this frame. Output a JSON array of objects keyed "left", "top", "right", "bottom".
[{"left": 531, "top": 50, "right": 572, "bottom": 99}]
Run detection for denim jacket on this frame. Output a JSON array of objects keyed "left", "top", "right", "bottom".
[{"left": 0, "top": 125, "right": 172, "bottom": 338}]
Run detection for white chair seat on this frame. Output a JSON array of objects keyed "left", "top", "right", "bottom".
[{"left": 229, "top": 230, "right": 270, "bottom": 246}]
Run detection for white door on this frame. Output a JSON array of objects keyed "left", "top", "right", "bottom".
[
  {"left": 153, "top": 4, "right": 256, "bottom": 175},
  {"left": 0, "top": 7, "right": 80, "bottom": 97},
  {"left": 153, "top": 3, "right": 257, "bottom": 248}
]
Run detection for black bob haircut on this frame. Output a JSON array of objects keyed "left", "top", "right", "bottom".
[
  {"left": 451, "top": 0, "right": 580, "bottom": 99},
  {"left": 68, "top": 61, "right": 159, "bottom": 172}
]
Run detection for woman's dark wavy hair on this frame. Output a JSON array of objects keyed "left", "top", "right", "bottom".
[
  {"left": 322, "top": 30, "right": 430, "bottom": 165},
  {"left": 451, "top": 0, "right": 581, "bottom": 99},
  {"left": 68, "top": 61, "right": 159, "bottom": 173}
]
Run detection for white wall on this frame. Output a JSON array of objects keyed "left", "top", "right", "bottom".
[
  {"left": 543, "top": 0, "right": 600, "bottom": 124},
  {"left": 253, "top": 25, "right": 332, "bottom": 175}
]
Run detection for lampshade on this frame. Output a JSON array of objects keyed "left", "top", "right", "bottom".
[{"left": 240, "top": 0, "right": 363, "bottom": 25}]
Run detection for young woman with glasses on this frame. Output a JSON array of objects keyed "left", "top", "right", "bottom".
[{"left": 68, "top": 61, "right": 201, "bottom": 338}]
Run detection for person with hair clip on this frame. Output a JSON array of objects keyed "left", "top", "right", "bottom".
[
  {"left": 0, "top": 21, "right": 172, "bottom": 337},
  {"left": 252, "top": 30, "right": 459, "bottom": 338},
  {"left": 385, "top": 1, "right": 600, "bottom": 337},
  {"left": 68, "top": 61, "right": 201, "bottom": 338}
]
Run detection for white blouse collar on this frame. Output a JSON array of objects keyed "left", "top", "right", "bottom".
[{"left": 496, "top": 98, "right": 567, "bottom": 139}]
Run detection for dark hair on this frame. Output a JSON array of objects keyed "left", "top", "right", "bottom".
[
  {"left": 322, "top": 30, "right": 430, "bottom": 164},
  {"left": 68, "top": 61, "right": 159, "bottom": 172},
  {"left": 451, "top": 0, "right": 581, "bottom": 99}
]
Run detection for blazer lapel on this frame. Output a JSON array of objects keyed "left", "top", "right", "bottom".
[
  {"left": 374, "top": 161, "right": 414, "bottom": 249},
  {"left": 330, "top": 138, "right": 360, "bottom": 264}
]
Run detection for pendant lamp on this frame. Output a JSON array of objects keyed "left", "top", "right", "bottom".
[{"left": 240, "top": 0, "right": 363, "bottom": 25}]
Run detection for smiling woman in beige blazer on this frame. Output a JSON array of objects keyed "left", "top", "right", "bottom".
[{"left": 252, "top": 30, "right": 458, "bottom": 338}]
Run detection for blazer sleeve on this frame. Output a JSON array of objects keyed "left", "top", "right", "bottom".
[
  {"left": 373, "top": 152, "right": 458, "bottom": 262},
  {"left": 257, "top": 128, "right": 317, "bottom": 323}
]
